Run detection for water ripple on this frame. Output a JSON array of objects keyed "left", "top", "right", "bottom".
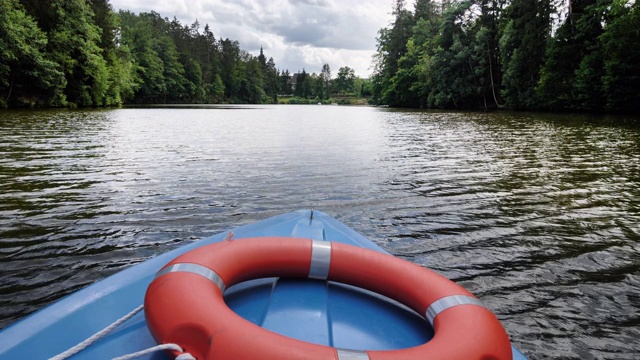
[{"left": 1, "top": 107, "right": 639, "bottom": 359}]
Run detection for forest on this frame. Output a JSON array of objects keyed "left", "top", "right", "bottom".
[
  {"left": 0, "top": 0, "right": 365, "bottom": 108},
  {"left": 2, "top": 0, "right": 638, "bottom": 112},
  {"left": 372, "top": 0, "right": 640, "bottom": 113}
]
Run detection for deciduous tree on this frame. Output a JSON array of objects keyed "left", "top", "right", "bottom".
[{"left": 0, "top": 0, "right": 65, "bottom": 107}]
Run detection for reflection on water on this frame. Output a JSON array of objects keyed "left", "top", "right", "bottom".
[{"left": 1, "top": 106, "right": 639, "bottom": 359}]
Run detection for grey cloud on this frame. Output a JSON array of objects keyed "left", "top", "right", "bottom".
[
  {"left": 267, "top": 6, "right": 375, "bottom": 50},
  {"left": 288, "top": 0, "right": 330, "bottom": 6},
  {"left": 195, "top": 1, "right": 377, "bottom": 51},
  {"left": 109, "top": 0, "right": 391, "bottom": 76}
]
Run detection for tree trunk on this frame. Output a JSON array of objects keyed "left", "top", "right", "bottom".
[
  {"left": 488, "top": 43, "right": 503, "bottom": 109},
  {"left": 6, "top": 78, "right": 14, "bottom": 103}
]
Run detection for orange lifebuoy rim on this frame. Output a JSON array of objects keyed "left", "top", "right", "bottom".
[{"left": 144, "top": 237, "right": 512, "bottom": 360}]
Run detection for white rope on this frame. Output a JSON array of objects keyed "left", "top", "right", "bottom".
[
  {"left": 113, "top": 343, "right": 195, "bottom": 360},
  {"left": 49, "top": 305, "right": 144, "bottom": 360},
  {"left": 48, "top": 304, "right": 195, "bottom": 360}
]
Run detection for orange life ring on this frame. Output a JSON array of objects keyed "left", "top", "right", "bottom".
[{"left": 144, "top": 237, "right": 512, "bottom": 360}]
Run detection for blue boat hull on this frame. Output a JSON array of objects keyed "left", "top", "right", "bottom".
[{"left": 0, "top": 210, "right": 527, "bottom": 359}]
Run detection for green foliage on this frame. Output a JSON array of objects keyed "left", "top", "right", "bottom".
[
  {"left": 93, "top": 1, "right": 138, "bottom": 106},
  {"left": 374, "top": 0, "right": 508, "bottom": 109},
  {"left": 428, "top": 1, "right": 488, "bottom": 109},
  {"left": 293, "top": 69, "right": 310, "bottom": 98},
  {"left": 371, "top": 0, "right": 640, "bottom": 114},
  {"left": 279, "top": 97, "right": 316, "bottom": 105},
  {"left": 2, "top": 1, "right": 365, "bottom": 107},
  {"left": 0, "top": 0, "right": 65, "bottom": 106},
  {"left": 46, "top": 0, "right": 111, "bottom": 107},
  {"left": 118, "top": 11, "right": 163, "bottom": 102},
  {"left": 8, "top": 0, "right": 636, "bottom": 112},
  {"left": 371, "top": 0, "right": 415, "bottom": 105},
  {"left": 403, "top": 15, "right": 441, "bottom": 108},
  {"left": 538, "top": 0, "right": 609, "bottom": 112},
  {"left": 537, "top": 17, "right": 578, "bottom": 110},
  {"left": 209, "top": 74, "right": 225, "bottom": 102},
  {"left": 239, "top": 53, "right": 266, "bottom": 103},
  {"left": 264, "top": 58, "right": 280, "bottom": 103},
  {"left": 280, "top": 70, "right": 293, "bottom": 95},
  {"left": 335, "top": 67, "right": 356, "bottom": 94},
  {"left": 219, "top": 38, "right": 242, "bottom": 100},
  {"left": 499, "top": 0, "right": 551, "bottom": 109},
  {"left": 320, "top": 64, "right": 332, "bottom": 99},
  {"left": 600, "top": 0, "right": 640, "bottom": 113}
]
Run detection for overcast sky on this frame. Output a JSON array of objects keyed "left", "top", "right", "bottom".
[{"left": 109, "top": 0, "right": 395, "bottom": 77}]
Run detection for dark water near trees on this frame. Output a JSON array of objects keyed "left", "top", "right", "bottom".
[{"left": 1, "top": 106, "right": 639, "bottom": 359}]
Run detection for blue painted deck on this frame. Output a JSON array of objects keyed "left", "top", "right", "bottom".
[{"left": 0, "top": 210, "right": 527, "bottom": 359}]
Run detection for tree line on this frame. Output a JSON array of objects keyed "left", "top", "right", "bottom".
[
  {"left": 372, "top": 0, "right": 640, "bottom": 113},
  {"left": 0, "top": 0, "right": 368, "bottom": 108}
]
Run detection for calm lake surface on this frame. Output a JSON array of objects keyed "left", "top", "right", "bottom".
[{"left": 1, "top": 105, "right": 639, "bottom": 359}]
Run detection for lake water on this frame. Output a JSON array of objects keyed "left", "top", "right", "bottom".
[{"left": 1, "top": 105, "right": 639, "bottom": 359}]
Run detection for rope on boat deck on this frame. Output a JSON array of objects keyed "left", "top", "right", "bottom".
[
  {"left": 48, "top": 304, "right": 195, "bottom": 360},
  {"left": 113, "top": 343, "right": 195, "bottom": 360}
]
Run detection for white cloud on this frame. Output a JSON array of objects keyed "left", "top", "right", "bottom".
[{"left": 109, "top": 0, "right": 393, "bottom": 77}]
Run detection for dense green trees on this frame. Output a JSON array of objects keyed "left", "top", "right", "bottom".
[
  {"left": 284, "top": 64, "right": 369, "bottom": 101},
  {"left": 600, "top": 0, "right": 640, "bottom": 113},
  {"left": 1, "top": 0, "right": 367, "bottom": 108},
  {"left": 335, "top": 66, "right": 357, "bottom": 94},
  {"left": 372, "top": 0, "right": 416, "bottom": 106},
  {"left": 500, "top": 0, "right": 551, "bottom": 109},
  {"left": 372, "top": 0, "right": 640, "bottom": 113},
  {"left": 18, "top": 0, "right": 132, "bottom": 107},
  {"left": 1, "top": 0, "right": 135, "bottom": 107},
  {"left": 0, "top": 0, "right": 65, "bottom": 107},
  {"left": 2, "top": 0, "right": 636, "bottom": 112}
]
